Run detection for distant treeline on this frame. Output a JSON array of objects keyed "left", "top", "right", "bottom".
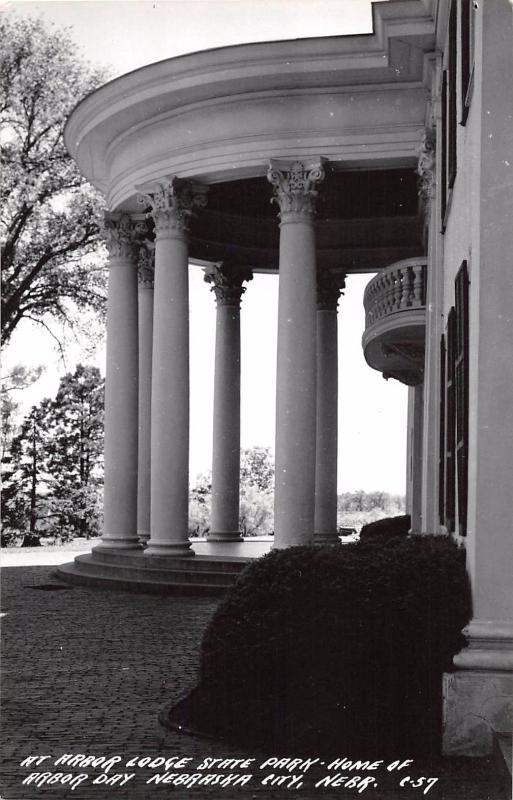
[{"left": 337, "top": 491, "right": 405, "bottom": 514}]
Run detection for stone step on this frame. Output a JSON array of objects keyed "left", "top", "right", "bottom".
[
  {"left": 493, "top": 731, "right": 512, "bottom": 800},
  {"left": 72, "top": 554, "right": 239, "bottom": 585},
  {"left": 55, "top": 561, "right": 229, "bottom": 597},
  {"left": 90, "top": 547, "right": 248, "bottom": 573}
]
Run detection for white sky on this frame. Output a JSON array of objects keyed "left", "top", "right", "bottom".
[{"left": 4, "top": 0, "right": 408, "bottom": 494}]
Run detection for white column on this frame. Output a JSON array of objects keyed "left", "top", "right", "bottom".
[
  {"left": 405, "top": 386, "right": 414, "bottom": 515},
  {"left": 137, "top": 177, "right": 208, "bottom": 557},
  {"left": 410, "top": 382, "right": 424, "bottom": 534},
  {"left": 136, "top": 242, "right": 154, "bottom": 544},
  {"left": 96, "top": 214, "right": 140, "bottom": 550},
  {"left": 418, "top": 126, "right": 444, "bottom": 534},
  {"left": 314, "top": 271, "right": 343, "bottom": 544},
  {"left": 268, "top": 159, "right": 325, "bottom": 548},
  {"left": 204, "top": 263, "right": 252, "bottom": 541}
]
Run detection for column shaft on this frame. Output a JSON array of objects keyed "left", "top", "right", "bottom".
[
  {"left": 410, "top": 382, "right": 424, "bottom": 533},
  {"left": 204, "top": 264, "right": 252, "bottom": 540},
  {"left": 314, "top": 301, "right": 340, "bottom": 543},
  {"left": 210, "top": 303, "right": 242, "bottom": 539},
  {"left": 137, "top": 176, "right": 208, "bottom": 557},
  {"left": 268, "top": 160, "right": 325, "bottom": 548},
  {"left": 274, "top": 218, "right": 317, "bottom": 546},
  {"left": 148, "top": 232, "right": 191, "bottom": 555},
  {"left": 98, "top": 216, "right": 140, "bottom": 550},
  {"left": 137, "top": 268, "right": 154, "bottom": 544}
]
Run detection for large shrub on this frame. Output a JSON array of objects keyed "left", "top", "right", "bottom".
[
  {"left": 359, "top": 513, "right": 411, "bottom": 540},
  {"left": 197, "top": 535, "right": 471, "bottom": 756}
]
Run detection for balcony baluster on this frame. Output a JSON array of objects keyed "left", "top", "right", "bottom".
[{"left": 362, "top": 258, "right": 427, "bottom": 386}]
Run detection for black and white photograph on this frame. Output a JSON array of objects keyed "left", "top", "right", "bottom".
[{"left": 1, "top": 1, "right": 512, "bottom": 798}]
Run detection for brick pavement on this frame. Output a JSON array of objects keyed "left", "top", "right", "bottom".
[{"left": 0, "top": 566, "right": 504, "bottom": 800}]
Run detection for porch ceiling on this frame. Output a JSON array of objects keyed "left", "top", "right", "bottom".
[{"left": 186, "top": 168, "right": 424, "bottom": 273}]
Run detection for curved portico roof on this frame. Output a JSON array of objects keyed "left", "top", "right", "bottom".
[{"left": 65, "top": 0, "right": 435, "bottom": 271}]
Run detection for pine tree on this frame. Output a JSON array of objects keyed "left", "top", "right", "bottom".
[
  {"left": 45, "top": 365, "right": 104, "bottom": 539},
  {"left": 4, "top": 364, "right": 105, "bottom": 544},
  {"left": 8, "top": 401, "right": 53, "bottom": 545},
  {"left": 1, "top": 366, "right": 45, "bottom": 545}
]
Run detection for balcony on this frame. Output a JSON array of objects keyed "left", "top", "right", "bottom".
[{"left": 362, "top": 258, "right": 427, "bottom": 386}]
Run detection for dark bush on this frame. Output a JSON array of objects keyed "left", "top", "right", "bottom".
[
  {"left": 359, "top": 513, "right": 411, "bottom": 540},
  {"left": 196, "top": 535, "right": 471, "bottom": 756}
]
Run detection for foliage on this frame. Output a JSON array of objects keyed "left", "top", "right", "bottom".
[
  {"left": 45, "top": 364, "right": 104, "bottom": 538},
  {"left": 2, "top": 364, "right": 104, "bottom": 543},
  {"left": 189, "top": 446, "right": 275, "bottom": 537},
  {"left": 240, "top": 446, "right": 274, "bottom": 492},
  {"left": 359, "top": 514, "right": 411, "bottom": 540},
  {"left": 1, "top": 364, "right": 43, "bottom": 459},
  {"left": 337, "top": 491, "right": 406, "bottom": 534},
  {"left": 239, "top": 484, "right": 274, "bottom": 537},
  {"left": 0, "top": 12, "right": 108, "bottom": 345},
  {"left": 1, "top": 365, "right": 45, "bottom": 545},
  {"left": 196, "top": 535, "right": 471, "bottom": 755},
  {"left": 6, "top": 402, "right": 52, "bottom": 543},
  {"left": 188, "top": 473, "right": 212, "bottom": 537},
  {"left": 239, "top": 447, "right": 274, "bottom": 535}
]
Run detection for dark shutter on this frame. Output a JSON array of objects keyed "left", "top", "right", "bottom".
[
  {"left": 445, "top": 308, "right": 457, "bottom": 532},
  {"left": 448, "top": 0, "right": 457, "bottom": 187},
  {"left": 460, "top": 0, "right": 471, "bottom": 124},
  {"left": 439, "top": 334, "right": 447, "bottom": 524},
  {"left": 455, "top": 261, "right": 470, "bottom": 535},
  {"left": 441, "top": 70, "right": 448, "bottom": 227}
]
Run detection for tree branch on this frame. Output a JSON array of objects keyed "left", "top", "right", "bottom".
[{"left": 24, "top": 316, "right": 67, "bottom": 366}]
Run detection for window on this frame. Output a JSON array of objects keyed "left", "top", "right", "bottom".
[
  {"left": 448, "top": 0, "right": 457, "bottom": 187},
  {"left": 439, "top": 334, "right": 446, "bottom": 525},
  {"left": 441, "top": 70, "right": 448, "bottom": 226},
  {"left": 441, "top": 2, "right": 458, "bottom": 230},
  {"left": 460, "top": 0, "right": 475, "bottom": 125},
  {"left": 439, "top": 263, "right": 470, "bottom": 535},
  {"left": 455, "top": 261, "right": 470, "bottom": 535},
  {"left": 445, "top": 308, "right": 457, "bottom": 532}
]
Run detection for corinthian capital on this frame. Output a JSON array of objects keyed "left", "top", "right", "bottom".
[
  {"left": 416, "top": 130, "right": 436, "bottom": 203},
  {"left": 317, "top": 270, "right": 345, "bottom": 310},
  {"left": 102, "top": 213, "right": 141, "bottom": 261},
  {"left": 267, "top": 158, "right": 326, "bottom": 222},
  {"left": 136, "top": 176, "right": 209, "bottom": 238},
  {"left": 204, "top": 262, "right": 253, "bottom": 307},
  {"left": 138, "top": 242, "right": 155, "bottom": 288}
]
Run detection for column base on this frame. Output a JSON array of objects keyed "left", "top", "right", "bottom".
[
  {"left": 207, "top": 531, "right": 244, "bottom": 542},
  {"left": 138, "top": 530, "right": 150, "bottom": 546},
  {"left": 94, "top": 537, "right": 142, "bottom": 551},
  {"left": 144, "top": 540, "right": 195, "bottom": 557},
  {"left": 442, "top": 620, "right": 513, "bottom": 756},
  {"left": 313, "top": 531, "right": 341, "bottom": 545}
]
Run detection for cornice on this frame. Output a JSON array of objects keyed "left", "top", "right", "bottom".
[
  {"left": 107, "top": 123, "right": 424, "bottom": 212},
  {"left": 66, "top": 2, "right": 434, "bottom": 147},
  {"left": 104, "top": 83, "right": 428, "bottom": 165},
  {"left": 65, "top": 1, "right": 435, "bottom": 200}
]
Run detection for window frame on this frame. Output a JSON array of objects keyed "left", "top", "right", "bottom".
[
  {"left": 439, "top": 333, "right": 447, "bottom": 525},
  {"left": 444, "top": 307, "right": 457, "bottom": 533},
  {"left": 460, "top": 0, "right": 475, "bottom": 125},
  {"left": 454, "top": 261, "right": 470, "bottom": 536}
]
